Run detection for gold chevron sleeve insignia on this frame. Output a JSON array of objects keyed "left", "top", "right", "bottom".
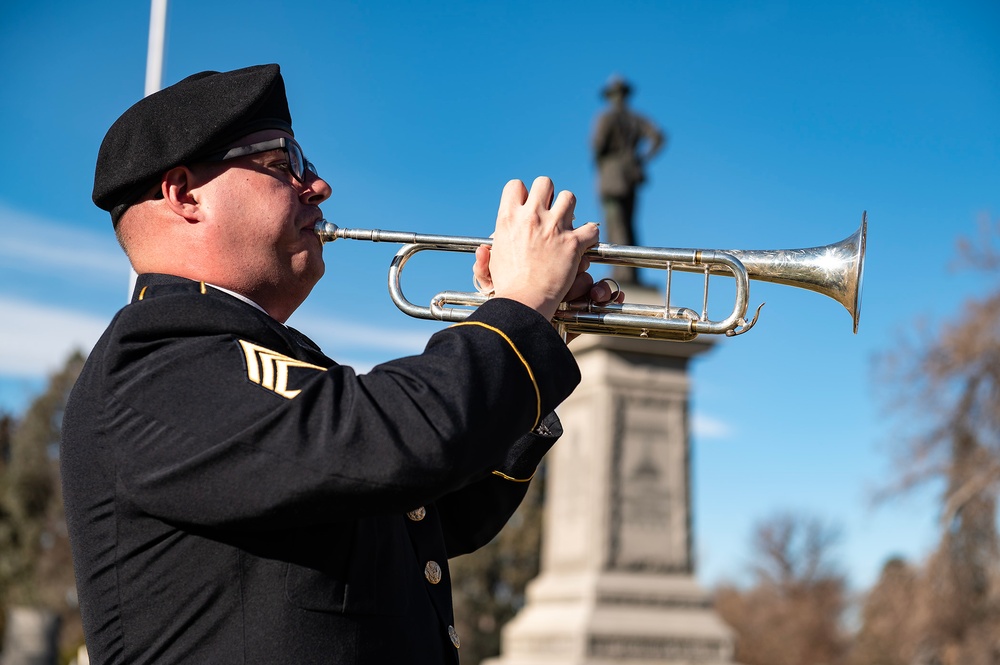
[{"left": 238, "top": 340, "right": 326, "bottom": 399}]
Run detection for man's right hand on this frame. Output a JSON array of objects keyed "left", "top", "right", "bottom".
[{"left": 473, "top": 177, "right": 600, "bottom": 322}]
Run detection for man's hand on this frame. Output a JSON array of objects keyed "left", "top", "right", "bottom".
[{"left": 473, "top": 177, "right": 600, "bottom": 321}]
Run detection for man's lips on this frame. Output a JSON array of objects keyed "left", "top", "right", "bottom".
[{"left": 299, "top": 214, "right": 325, "bottom": 236}]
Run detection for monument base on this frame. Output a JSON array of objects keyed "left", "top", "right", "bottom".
[
  {"left": 485, "top": 302, "right": 739, "bottom": 665},
  {"left": 483, "top": 570, "right": 736, "bottom": 665}
]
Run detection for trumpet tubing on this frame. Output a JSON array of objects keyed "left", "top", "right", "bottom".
[{"left": 314, "top": 213, "right": 867, "bottom": 341}]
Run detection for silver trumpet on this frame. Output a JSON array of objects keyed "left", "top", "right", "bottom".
[{"left": 314, "top": 213, "right": 866, "bottom": 342}]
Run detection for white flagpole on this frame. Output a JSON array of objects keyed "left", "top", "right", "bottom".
[
  {"left": 145, "top": 0, "right": 169, "bottom": 97},
  {"left": 129, "top": 0, "right": 169, "bottom": 300}
]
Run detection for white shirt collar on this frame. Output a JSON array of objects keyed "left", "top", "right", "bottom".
[{"left": 206, "top": 283, "right": 272, "bottom": 318}]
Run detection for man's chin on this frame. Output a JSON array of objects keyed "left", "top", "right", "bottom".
[{"left": 302, "top": 255, "right": 325, "bottom": 288}]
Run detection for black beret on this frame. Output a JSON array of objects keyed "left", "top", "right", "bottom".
[{"left": 93, "top": 63, "right": 293, "bottom": 223}]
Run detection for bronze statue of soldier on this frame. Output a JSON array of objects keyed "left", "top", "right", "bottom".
[{"left": 592, "top": 76, "right": 665, "bottom": 285}]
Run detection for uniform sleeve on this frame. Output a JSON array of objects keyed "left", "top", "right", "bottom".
[
  {"left": 435, "top": 413, "right": 561, "bottom": 558},
  {"left": 100, "top": 294, "right": 578, "bottom": 530}
]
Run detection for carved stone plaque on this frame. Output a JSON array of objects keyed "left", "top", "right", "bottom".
[{"left": 609, "top": 394, "right": 690, "bottom": 573}]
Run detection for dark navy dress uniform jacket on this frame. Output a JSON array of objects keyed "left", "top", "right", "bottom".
[{"left": 61, "top": 273, "right": 580, "bottom": 665}]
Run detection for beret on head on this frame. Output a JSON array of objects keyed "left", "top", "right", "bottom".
[{"left": 93, "top": 63, "right": 293, "bottom": 224}]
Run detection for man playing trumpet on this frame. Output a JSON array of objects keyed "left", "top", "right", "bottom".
[{"left": 61, "top": 63, "right": 616, "bottom": 664}]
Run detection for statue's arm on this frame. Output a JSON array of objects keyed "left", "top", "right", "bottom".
[{"left": 640, "top": 116, "right": 666, "bottom": 161}]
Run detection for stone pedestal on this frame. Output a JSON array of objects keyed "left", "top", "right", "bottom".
[
  {"left": 485, "top": 323, "right": 738, "bottom": 665},
  {"left": 0, "top": 606, "right": 60, "bottom": 665}
]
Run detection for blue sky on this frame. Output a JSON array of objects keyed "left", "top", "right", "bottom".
[{"left": 0, "top": 1, "right": 997, "bottom": 591}]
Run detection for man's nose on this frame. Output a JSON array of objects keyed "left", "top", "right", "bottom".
[{"left": 302, "top": 174, "right": 332, "bottom": 204}]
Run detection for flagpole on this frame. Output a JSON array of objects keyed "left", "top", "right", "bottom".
[{"left": 145, "top": 0, "right": 169, "bottom": 97}]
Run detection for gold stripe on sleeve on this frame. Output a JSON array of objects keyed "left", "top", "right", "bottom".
[
  {"left": 491, "top": 469, "right": 535, "bottom": 483},
  {"left": 450, "top": 321, "right": 541, "bottom": 430}
]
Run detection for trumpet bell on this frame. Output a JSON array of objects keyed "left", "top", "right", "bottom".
[{"left": 726, "top": 212, "right": 866, "bottom": 334}]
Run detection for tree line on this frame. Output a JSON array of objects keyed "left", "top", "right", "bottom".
[{"left": 0, "top": 351, "right": 84, "bottom": 662}]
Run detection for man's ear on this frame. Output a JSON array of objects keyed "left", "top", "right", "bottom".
[{"left": 161, "top": 166, "right": 203, "bottom": 221}]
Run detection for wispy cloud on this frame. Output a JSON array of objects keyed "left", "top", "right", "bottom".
[
  {"left": 692, "top": 413, "right": 734, "bottom": 440},
  {"left": 0, "top": 296, "right": 107, "bottom": 377},
  {"left": 0, "top": 201, "right": 126, "bottom": 279}
]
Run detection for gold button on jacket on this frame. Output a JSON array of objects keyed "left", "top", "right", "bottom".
[{"left": 424, "top": 561, "right": 442, "bottom": 585}]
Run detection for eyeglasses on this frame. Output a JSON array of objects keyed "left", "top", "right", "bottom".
[{"left": 204, "top": 137, "right": 319, "bottom": 185}]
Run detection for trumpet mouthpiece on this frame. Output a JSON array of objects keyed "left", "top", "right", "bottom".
[{"left": 314, "top": 219, "right": 340, "bottom": 243}]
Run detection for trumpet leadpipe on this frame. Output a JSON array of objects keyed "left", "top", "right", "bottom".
[{"left": 316, "top": 222, "right": 487, "bottom": 252}]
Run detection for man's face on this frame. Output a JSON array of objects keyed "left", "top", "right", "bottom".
[{"left": 195, "top": 129, "right": 332, "bottom": 314}]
